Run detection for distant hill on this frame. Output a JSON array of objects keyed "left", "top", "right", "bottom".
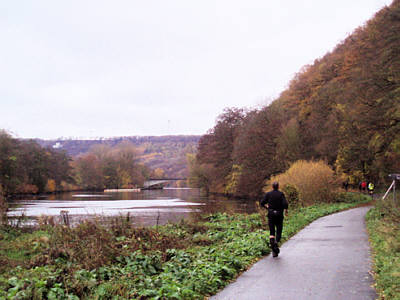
[{"left": 36, "top": 135, "right": 200, "bottom": 178}]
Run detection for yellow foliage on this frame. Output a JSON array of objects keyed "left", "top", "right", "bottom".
[
  {"left": 45, "top": 179, "right": 57, "bottom": 193},
  {"left": 153, "top": 168, "right": 165, "bottom": 178},
  {"left": 117, "top": 168, "right": 132, "bottom": 188},
  {"left": 224, "top": 165, "right": 242, "bottom": 195},
  {"left": 176, "top": 180, "right": 187, "bottom": 188},
  {"left": 268, "top": 160, "right": 339, "bottom": 205}
]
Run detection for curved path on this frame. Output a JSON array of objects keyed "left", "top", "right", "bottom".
[{"left": 211, "top": 206, "right": 376, "bottom": 300}]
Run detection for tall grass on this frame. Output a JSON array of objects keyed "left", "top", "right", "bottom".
[
  {"left": 366, "top": 196, "right": 400, "bottom": 299},
  {"left": 34, "top": 217, "right": 192, "bottom": 271},
  {"left": 268, "top": 160, "right": 339, "bottom": 206}
]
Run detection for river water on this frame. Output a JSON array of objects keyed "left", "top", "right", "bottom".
[{"left": 7, "top": 188, "right": 258, "bottom": 226}]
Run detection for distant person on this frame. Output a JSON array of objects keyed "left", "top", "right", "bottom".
[
  {"left": 342, "top": 180, "right": 349, "bottom": 191},
  {"left": 368, "top": 182, "right": 375, "bottom": 196},
  {"left": 361, "top": 181, "right": 367, "bottom": 193},
  {"left": 260, "top": 182, "right": 288, "bottom": 258}
]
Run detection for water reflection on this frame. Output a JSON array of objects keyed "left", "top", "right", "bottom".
[{"left": 8, "top": 188, "right": 258, "bottom": 226}]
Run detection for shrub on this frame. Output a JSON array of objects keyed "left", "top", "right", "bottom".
[
  {"left": 60, "top": 181, "right": 79, "bottom": 192},
  {"left": 16, "top": 184, "right": 39, "bottom": 194},
  {"left": 45, "top": 179, "right": 56, "bottom": 193},
  {"left": 0, "top": 187, "right": 7, "bottom": 225},
  {"left": 37, "top": 218, "right": 188, "bottom": 271},
  {"left": 268, "top": 160, "right": 339, "bottom": 206},
  {"left": 367, "top": 199, "right": 400, "bottom": 299},
  {"left": 335, "top": 192, "right": 369, "bottom": 203},
  {"left": 282, "top": 184, "right": 299, "bottom": 206}
]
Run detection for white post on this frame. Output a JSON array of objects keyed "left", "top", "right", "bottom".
[{"left": 382, "top": 180, "right": 395, "bottom": 200}]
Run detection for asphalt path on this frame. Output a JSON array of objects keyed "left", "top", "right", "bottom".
[{"left": 210, "top": 206, "right": 376, "bottom": 300}]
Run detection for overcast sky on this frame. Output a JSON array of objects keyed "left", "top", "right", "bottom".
[{"left": 0, "top": 0, "right": 393, "bottom": 139}]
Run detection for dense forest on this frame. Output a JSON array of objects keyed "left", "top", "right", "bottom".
[
  {"left": 190, "top": 0, "right": 400, "bottom": 197},
  {"left": 0, "top": 132, "right": 198, "bottom": 195}
]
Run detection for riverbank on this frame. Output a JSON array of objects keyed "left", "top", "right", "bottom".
[
  {"left": 0, "top": 193, "right": 371, "bottom": 299},
  {"left": 366, "top": 197, "right": 400, "bottom": 300}
]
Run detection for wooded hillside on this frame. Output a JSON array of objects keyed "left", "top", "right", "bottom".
[
  {"left": 37, "top": 135, "right": 200, "bottom": 178},
  {"left": 0, "top": 134, "right": 199, "bottom": 195},
  {"left": 191, "top": 0, "right": 400, "bottom": 197}
]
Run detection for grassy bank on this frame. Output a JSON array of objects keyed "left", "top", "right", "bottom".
[
  {"left": 0, "top": 193, "right": 370, "bottom": 299},
  {"left": 366, "top": 197, "right": 400, "bottom": 300}
]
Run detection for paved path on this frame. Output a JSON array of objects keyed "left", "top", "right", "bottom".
[{"left": 211, "top": 206, "right": 376, "bottom": 300}]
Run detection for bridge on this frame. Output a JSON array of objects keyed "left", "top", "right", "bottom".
[{"left": 142, "top": 178, "right": 187, "bottom": 189}]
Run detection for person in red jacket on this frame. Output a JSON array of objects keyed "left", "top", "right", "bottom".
[
  {"left": 260, "top": 182, "right": 289, "bottom": 257},
  {"left": 361, "top": 181, "right": 367, "bottom": 192}
]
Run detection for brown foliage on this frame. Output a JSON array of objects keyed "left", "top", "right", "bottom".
[
  {"left": 34, "top": 218, "right": 189, "bottom": 271},
  {"left": 74, "top": 142, "right": 149, "bottom": 190},
  {"left": 0, "top": 130, "right": 74, "bottom": 195},
  {"left": 233, "top": 105, "right": 286, "bottom": 196},
  {"left": 193, "top": 1, "right": 400, "bottom": 197},
  {"left": 195, "top": 108, "right": 246, "bottom": 193}
]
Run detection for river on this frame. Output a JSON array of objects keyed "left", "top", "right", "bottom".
[{"left": 7, "top": 188, "right": 258, "bottom": 226}]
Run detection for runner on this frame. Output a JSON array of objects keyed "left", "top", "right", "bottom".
[{"left": 260, "top": 182, "right": 288, "bottom": 257}]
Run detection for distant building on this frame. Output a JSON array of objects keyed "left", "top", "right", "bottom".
[{"left": 53, "top": 142, "right": 62, "bottom": 149}]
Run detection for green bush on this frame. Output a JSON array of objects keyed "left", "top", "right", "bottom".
[
  {"left": 335, "top": 192, "right": 370, "bottom": 203},
  {"left": 282, "top": 184, "right": 299, "bottom": 206}
]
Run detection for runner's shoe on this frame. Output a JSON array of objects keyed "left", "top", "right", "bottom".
[
  {"left": 272, "top": 251, "right": 278, "bottom": 257},
  {"left": 272, "top": 242, "right": 279, "bottom": 257}
]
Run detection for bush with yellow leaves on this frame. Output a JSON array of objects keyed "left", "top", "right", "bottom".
[{"left": 268, "top": 160, "right": 339, "bottom": 206}]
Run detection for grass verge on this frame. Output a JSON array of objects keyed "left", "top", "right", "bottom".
[
  {"left": 366, "top": 197, "right": 400, "bottom": 300},
  {"left": 0, "top": 193, "right": 370, "bottom": 299}
]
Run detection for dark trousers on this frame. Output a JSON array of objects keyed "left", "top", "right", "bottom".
[{"left": 268, "top": 214, "right": 284, "bottom": 243}]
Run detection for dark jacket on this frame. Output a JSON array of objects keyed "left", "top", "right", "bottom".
[{"left": 260, "top": 190, "right": 288, "bottom": 216}]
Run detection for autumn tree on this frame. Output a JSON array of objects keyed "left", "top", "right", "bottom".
[
  {"left": 75, "top": 153, "right": 104, "bottom": 190},
  {"left": 0, "top": 131, "right": 20, "bottom": 194},
  {"left": 187, "top": 153, "right": 213, "bottom": 194},
  {"left": 74, "top": 142, "right": 149, "bottom": 189},
  {"left": 232, "top": 104, "right": 286, "bottom": 196},
  {"left": 0, "top": 131, "right": 74, "bottom": 194},
  {"left": 196, "top": 108, "right": 246, "bottom": 193}
]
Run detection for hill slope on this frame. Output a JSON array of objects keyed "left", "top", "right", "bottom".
[
  {"left": 36, "top": 135, "right": 200, "bottom": 178},
  {"left": 192, "top": 0, "right": 400, "bottom": 196}
]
